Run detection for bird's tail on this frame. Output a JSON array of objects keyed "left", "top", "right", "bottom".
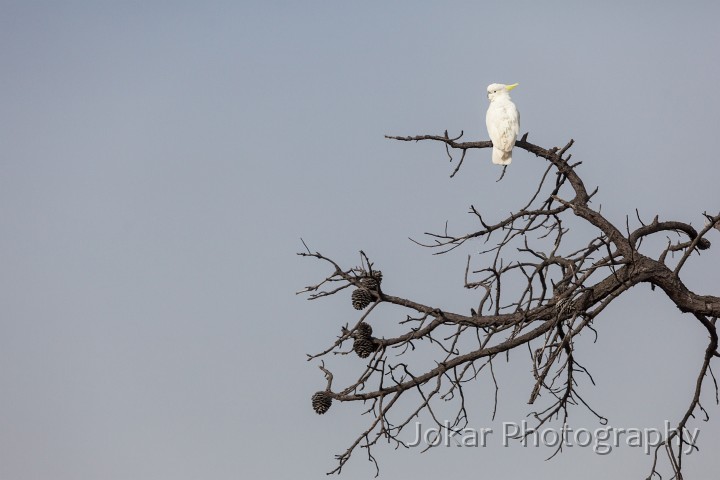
[{"left": 492, "top": 148, "right": 512, "bottom": 165}]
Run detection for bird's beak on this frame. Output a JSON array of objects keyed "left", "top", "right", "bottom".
[{"left": 505, "top": 83, "right": 519, "bottom": 91}]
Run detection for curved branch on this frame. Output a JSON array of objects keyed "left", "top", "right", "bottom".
[{"left": 302, "top": 133, "right": 719, "bottom": 477}]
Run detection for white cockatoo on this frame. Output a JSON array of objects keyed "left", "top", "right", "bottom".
[{"left": 486, "top": 83, "right": 520, "bottom": 165}]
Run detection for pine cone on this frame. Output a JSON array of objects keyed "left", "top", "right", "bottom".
[
  {"left": 555, "top": 298, "right": 577, "bottom": 317},
  {"left": 353, "top": 337, "right": 378, "bottom": 358},
  {"left": 360, "top": 277, "right": 379, "bottom": 290},
  {"left": 360, "top": 270, "right": 383, "bottom": 290},
  {"left": 311, "top": 391, "right": 332, "bottom": 414},
  {"left": 351, "top": 288, "right": 373, "bottom": 310},
  {"left": 354, "top": 322, "right": 373, "bottom": 339}
]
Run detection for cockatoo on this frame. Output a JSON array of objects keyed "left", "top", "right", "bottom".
[{"left": 486, "top": 83, "right": 520, "bottom": 165}]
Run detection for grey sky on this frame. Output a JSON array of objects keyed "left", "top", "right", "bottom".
[{"left": 1, "top": 1, "right": 719, "bottom": 479}]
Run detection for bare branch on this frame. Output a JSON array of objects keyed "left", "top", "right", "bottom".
[{"left": 301, "top": 133, "right": 719, "bottom": 477}]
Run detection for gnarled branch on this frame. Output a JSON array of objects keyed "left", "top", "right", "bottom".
[{"left": 301, "top": 133, "right": 719, "bottom": 477}]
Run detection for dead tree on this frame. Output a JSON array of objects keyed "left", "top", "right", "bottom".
[{"left": 298, "top": 131, "right": 720, "bottom": 479}]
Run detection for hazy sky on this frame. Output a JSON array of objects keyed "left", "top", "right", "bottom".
[{"left": 2, "top": 1, "right": 719, "bottom": 479}]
